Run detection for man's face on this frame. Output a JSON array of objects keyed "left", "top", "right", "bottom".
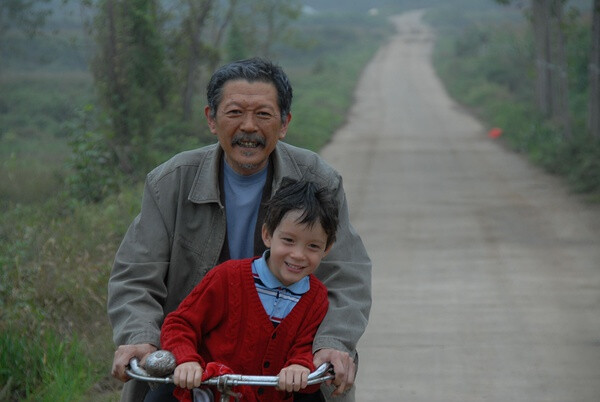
[{"left": 205, "top": 79, "right": 291, "bottom": 175}]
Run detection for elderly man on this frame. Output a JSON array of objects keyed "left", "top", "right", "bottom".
[{"left": 108, "top": 58, "right": 371, "bottom": 402}]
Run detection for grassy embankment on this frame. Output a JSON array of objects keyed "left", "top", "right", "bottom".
[
  {"left": 425, "top": 2, "right": 600, "bottom": 200},
  {"left": 0, "top": 11, "right": 392, "bottom": 401}
]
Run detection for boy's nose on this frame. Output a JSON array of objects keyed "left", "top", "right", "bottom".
[{"left": 289, "top": 246, "right": 305, "bottom": 260}]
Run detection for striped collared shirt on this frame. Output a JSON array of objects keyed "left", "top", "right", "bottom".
[{"left": 251, "top": 251, "right": 310, "bottom": 326}]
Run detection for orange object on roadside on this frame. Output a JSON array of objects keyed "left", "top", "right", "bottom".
[{"left": 488, "top": 127, "right": 503, "bottom": 139}]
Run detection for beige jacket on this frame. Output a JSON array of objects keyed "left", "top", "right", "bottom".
[{"left": 108, "top": 141, "right": 371, "bottom": 401}]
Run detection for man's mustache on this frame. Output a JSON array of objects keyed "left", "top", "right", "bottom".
[{"left": 231, "top": 133, "right": 266, "bottom": 146}]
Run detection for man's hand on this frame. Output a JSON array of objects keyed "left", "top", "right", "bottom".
[
  {"left": 278, "top": 364, "right": 310, "bottom": 393},
  {"left": 173, "top": 362, "right": 204, "bottom": 389},
  {"left": 313, "top": 348, "right": 355, "bottom": 396},
  {"left": 111, "top": 343, "right": 157, "bottom": 382}
]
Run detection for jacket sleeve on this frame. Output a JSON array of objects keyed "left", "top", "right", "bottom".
[
  {"left": 312, "top": 177, "right": 372, "bottom": 356},
  {"left": 107, "top": 175, "right": 172, "bottom": 347}
]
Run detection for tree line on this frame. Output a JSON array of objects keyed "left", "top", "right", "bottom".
[
  {"left": 2, "top": 0, "right": 302, "bottom": 201},
  {"left": 88, "top": 0, "right": 301, "bottom": 187},
  {"left": 496, "top": 0, "right": 600, "bottom": 139}
]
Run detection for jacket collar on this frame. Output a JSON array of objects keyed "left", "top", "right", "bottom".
[{"left": 188, "top": 142, "right": 304, "bottom": 205}]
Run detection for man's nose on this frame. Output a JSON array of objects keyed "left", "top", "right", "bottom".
[{"left": 240, "top": 112, "right": 258, "bottom": 132}]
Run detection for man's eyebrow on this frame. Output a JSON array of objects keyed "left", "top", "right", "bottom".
[{"left": 222, "top": 100, "right": 277, "bottom": 111}]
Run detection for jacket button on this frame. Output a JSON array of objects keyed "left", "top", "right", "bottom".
[
  {"left": 257, "top": 387, "right": 264, "bottom": 395},
  {"left": 271, "top": 332, "right": 277, "bottom": 339},
  {"left": 263, "top": 361, "right": 270, "bottom": 368}
]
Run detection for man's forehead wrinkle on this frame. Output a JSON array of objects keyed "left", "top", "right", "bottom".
[{"left": 223, "top": 97, "right": 276, "bottom": 111}]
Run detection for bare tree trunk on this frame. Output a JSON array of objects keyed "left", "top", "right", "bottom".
[
  {"left": 551, "top": 0, "right": 571, "bottom": 137},
  {"left": 104, "top": 0, "right": 133, "bottom": 173},
  {"left": 589, "top": 0, "right": 600, "bottom": 138},
  {"left": 207, "top": 0, "right": 238, "bottom": 74},
  {"left": 262, "top": 4, "right": 276, "bottom": 57},
  {"left": 533, "top": 0, "right": 553, "bottom": 116},
  {"left": 181, "top": 0, "right": 215, "bottom": 121}
]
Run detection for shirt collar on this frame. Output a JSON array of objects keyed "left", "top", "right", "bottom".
[{"left": 253, "top": 250, "right": 310, "bottom": 294}]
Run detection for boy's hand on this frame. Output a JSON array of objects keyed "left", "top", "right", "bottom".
[
  {"left": 173, "top": 361, "right": 204, "bottom": 389},
  {"left": 278, "top": 364, "right": 310, "bottom": 393}
]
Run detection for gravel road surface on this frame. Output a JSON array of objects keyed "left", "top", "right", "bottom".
[{"left": 320, "top": 10, "right": 600, "bottom": 402}]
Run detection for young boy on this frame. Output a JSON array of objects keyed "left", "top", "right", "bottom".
[{"left": 159, "top": 180, "right": 340, "bottom": 402}]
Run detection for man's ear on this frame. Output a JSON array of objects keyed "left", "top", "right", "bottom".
[
  {"left": 261, "top": 224, "right": 272, "bottom": 248},
  {"left": 205, "top": 106, "right": 217, "bottom": 134},
  {"left": 279, "top": 113, "right": 292, "bottom": 140}
]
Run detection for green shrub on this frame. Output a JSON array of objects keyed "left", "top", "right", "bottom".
[
  {"left": 0, "top": 329, "right": 93, "bottom": 401},
  {"left": 65, "top": 106, "right": 122, "bottom": 202}
]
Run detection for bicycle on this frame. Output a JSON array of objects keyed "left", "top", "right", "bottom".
[{"left": 127, "top": 350, "right": 335, "bottom": 402}]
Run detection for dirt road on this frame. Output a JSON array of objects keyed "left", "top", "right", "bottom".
[{"left": 320, "top": 10, "right": 600, "bottom": 401}]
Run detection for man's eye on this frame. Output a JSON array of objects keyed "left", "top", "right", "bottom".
[
  {"left": 257, "top": 111, "right": 273, "bottom": 118},
  {"left": 226, "top": 110, "right": 242, "bottom": 116}
]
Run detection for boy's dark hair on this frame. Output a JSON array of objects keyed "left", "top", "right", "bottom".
[
  {"left": 264, "top": 180, "right": 339, "bottom": 249},
  {"left": 206, "top": 57, "right": 293, "bottom": 125}
]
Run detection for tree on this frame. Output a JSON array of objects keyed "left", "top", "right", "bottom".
[
  {"left": 589, "top": 0, "right": 600, "bottom": 138},
  {"left": 0, "top": 0, "right": 52, "bottom": 72},
  {"left": 91, "top": 0, "right": 170, "bottom": 174},
  {"left": 175, "top": 0, "right": 217, "bottom": 121},
  {"left": 252, "top": 0, "right": 301, "bottom": 58},
  {"left": 0, "top": 0, "right": 51, "bottom": 38},
  {"left": 226, "top": 0, "right": 301, "bottom": 59},
  {"left": 497, "top": 0, "right": 572, "bottom": 137}
]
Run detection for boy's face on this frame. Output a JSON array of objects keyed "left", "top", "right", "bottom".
[{"left": 262, "top": 210, "right": 331, "bottom": 287}]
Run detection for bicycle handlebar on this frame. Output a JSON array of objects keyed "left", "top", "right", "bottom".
[{"left": 126, "top": 357, "right": 335, "bottom": 387}]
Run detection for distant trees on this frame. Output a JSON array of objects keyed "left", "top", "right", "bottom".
[
  {"left": 0, "top": 0, "right": 52, "bottom": 38},
  {"left": 0, "top": 0, "right": 52, "bottom": 73},
  {"left": 80, "top": 0, "right": 301, "bottom": 193},
  {"left": 496, "top": 0, "right": 600, "bottom": 138}
]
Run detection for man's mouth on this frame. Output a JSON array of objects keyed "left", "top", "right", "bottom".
[
  {"left": 238, "top": 140, "right": 260, "bottom": 148},
  {"left": 232, "top": 134, "right": 265, "bottom": 148}
]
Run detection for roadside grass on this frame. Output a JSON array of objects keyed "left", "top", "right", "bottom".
[
  {"left": 0, "top": 11, "right": 392, "bottom": 400},
  {"left": 427, "top": 5, "right": 600, "bottom": 199},
  {"left": 0, "top": 330, "right": 93, "bottom": 402},
  {"left": 1, "top": 187, "right": 143, "bottom": 400}
]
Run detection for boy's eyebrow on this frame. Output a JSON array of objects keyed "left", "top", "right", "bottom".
[{"left": 279, "top": 230, "right": 327, "bottom": 244}]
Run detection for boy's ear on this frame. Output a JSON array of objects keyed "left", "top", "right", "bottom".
[
  {"left": 261, "top": 224, "right": 272, "bottom": 248},
  {"left": 323, "top": 243, "right": 333, "bottom": 257}
]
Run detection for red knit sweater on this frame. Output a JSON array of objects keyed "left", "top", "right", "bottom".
[{"left": 160, "top": 257, "right": 329, "bottom": 402}]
